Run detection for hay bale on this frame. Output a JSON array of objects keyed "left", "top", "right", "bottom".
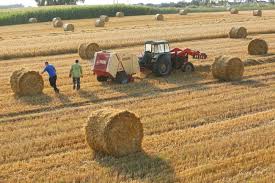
[
  {"left": 253, "top": 9, "right": 262, "bottom": 16},
  {"left": 155, "top": 14, "right": 164, "bottom": 21},
  {"left": 179, "top": 9, "right": 188, "bottom": 15},
  {"left": 52, "top": 17, "right": 61, "bottom": 22},
  {"left": 95, "top": 19, "right": 105, "bottom": 27},
  {"left": 100, "top": 15, "right": 109, "bottom": 22},
  {"left": 63, "top": 23, "right": 74, "bottom": 32},
  {"left": 85, "top": 108, "right": 144, "bottom": 157},
  {"left": 229, "top": 26, "right": 247, "bottom": 38},
  {"left": 116, "top": 12, "right": 124, "bottom": 17},
  {"left": 78, "top": 43, "right": 100, "bottom": 60},
  {"left": 53, "top": 20, "right": 63, "bottom": 28},
  {"left": 10, "top": 68, "right": 44, "bottom": 96},
  {"left": 248, "top": 38, "right": 268, "bottom": 55},
  {"left": 29, "top": 18, "right": 38, "bottom": 23},
  {"left": 230, "top": 8, "right": 239, "bottom": 14},
  {"left": 212, "top": 56, "right": 244, "bottom": 81},
  {"left": 86, "top": 43, "right": 100, "bottom": 59},
  {"left": 78, "top": 43, "right": 88, "bottom": 60}
]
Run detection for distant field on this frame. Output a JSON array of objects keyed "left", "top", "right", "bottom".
[
  {"left": 1, "top": 10, "right": 275, "bottom": 60},
  {"left": 1, "top": 3, "right": 275, "bottom": 26},
  {"left": 0, "top": 4, "right": 176, "bottom": 26}
]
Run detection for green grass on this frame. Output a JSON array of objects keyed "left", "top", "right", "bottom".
[
  {"left": 1, "top": 3, "right": 275, "bottom": 26},
  {"left": 0, "top": 4, "right": 177, "bottom": 26}
]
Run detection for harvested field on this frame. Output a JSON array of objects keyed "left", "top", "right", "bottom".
[{"left": 0, "top": 10, "right": 275, "bottom": 183}]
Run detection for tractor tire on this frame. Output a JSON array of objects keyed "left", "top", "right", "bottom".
[
  {"left": 153, "top": 56, "right": 172, "bottom": 76},
  {"left": 115, "top": 71, "right": 129, "bottom": 84},
  {"left": 97, "top": 76, "right": 108, "bottom": 82},
  {"left": 182, "top": 62, "right": 195, "bottom": 73}
]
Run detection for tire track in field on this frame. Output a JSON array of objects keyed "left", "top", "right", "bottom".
[{"left": 0, "top": 70, "right": 274, "bottom": 121}]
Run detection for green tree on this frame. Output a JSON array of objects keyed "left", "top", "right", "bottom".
[{"left": 35, "top": 0, "right": 85, "bottom": 6}]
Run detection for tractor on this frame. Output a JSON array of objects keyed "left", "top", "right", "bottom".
[{"left": 138, "top": 40, "right": 207, "bottom": 76}]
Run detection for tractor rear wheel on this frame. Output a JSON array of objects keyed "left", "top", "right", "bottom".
[
  {"left": 153, "top": 56, "right": 172, "bottom": 76},
  {"left": 97, "top": 76, "right": 108, "bottom": 82},
  {"left": 115, "top": 71, "right": 129, "bottom": 84},
  {"left": 182, "top": 62, "right": 195, "bottom": 73}
]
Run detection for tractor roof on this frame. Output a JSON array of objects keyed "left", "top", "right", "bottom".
[{"left": 145, "top": 40, "right": 169, "bottom": 45}]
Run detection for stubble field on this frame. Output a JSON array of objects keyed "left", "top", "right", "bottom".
[{"left": 0, "top": 10, "right": 274, "bottom": 183}]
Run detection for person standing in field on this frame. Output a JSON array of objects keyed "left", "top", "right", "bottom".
[
  {"left": 41, "top": 61, "right": 60, "bottom": 93},
  {"left": 69, "top": 60, "right": 83, "bottom": 90}
]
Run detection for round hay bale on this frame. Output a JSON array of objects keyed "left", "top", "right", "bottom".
[
  {"left": 85, "top": 43, "right": 100, "bottom": 59},
  {"left": 212, "top": 56, "right": 244, "bottom": 81},
  {"left": 78, "top": 43, "right": 88, "bottom": 60},
  {"left": 179, "top": 9, "right": 188, "bottom": 15},
  {"left": 29, "top": 18, "right": 38, "bottom": 23},
  {"left": 10, "top": 69, "right": 44, "bottom": 96},
  {"left": 116, "top": 12, "right": 124, "bottom": 17},
  {"left": 53, "top": 20, "right": 63, "bottom": 28},
  {"left": 63, "top": 23, "right": 74, "bottom": 32},
  {"left": 253, "top": 9, "right": 262, "bottom": 16},
  {"left": 248, "top": 38, "right": 268, "bottom": 55},
  {"left": 155, "top": 14, "right": 164, "bottom": 21},
  {"left": 229, "top": 26, "right": 247, "bottom": 39},
  {"left": 230, "top": 8, "right": 239, "bottom": 14},
  {"left": 100, "top": 15, "right": 109, "bottom": 22},
  {"left": 52, "top": 17, "right": 61, "bottom": 22},
  {"left": 95, "top": 19, "right": 105, "bottom": 27},
  {"left": 85, "top": 108, "right": 144, "bottom": 157}
]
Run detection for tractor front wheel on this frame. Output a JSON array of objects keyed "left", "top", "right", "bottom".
[
  {"left": 153, "top": 56, "right": 172, "bottom": 76},
  {"left": 182, "top": 62, "right": 195, "bottom": 73},
  {"left": 115, "top": 71, "right": 129, "bottom": 84},
  {"left": 97, "top": 76, "right": 108, "bottom": 82}
]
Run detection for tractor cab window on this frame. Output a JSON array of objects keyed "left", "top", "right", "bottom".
[
  {"left": 164, "top": 44, "right": 170, "bottom": 52},
  {"left": 153, "top": 44, "right": 165, "bottom": 53},
  {"left": 145, "top": 44, "right": 152, "bottom": 52}
]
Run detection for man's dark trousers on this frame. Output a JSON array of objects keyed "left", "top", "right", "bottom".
[
  {"left": 73, "top": 77, "right": 80, "bottom": 90},
  {"left": 49, "top": 75, "right": 59, "bottom": 92}
]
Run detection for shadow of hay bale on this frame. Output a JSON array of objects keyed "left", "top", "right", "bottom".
[
  {"left": 93, "top": 151, "right": 176, "bottom": 183},
  {"left": 231, "top": 79, "right": 269, "bottom": 88},
  {"left": 15, "top": 93, "right": 52, "bottom": 105}
]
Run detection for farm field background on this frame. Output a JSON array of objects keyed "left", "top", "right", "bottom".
[{"left": 0, "top": 10, "right": 275, "bottom": 182}]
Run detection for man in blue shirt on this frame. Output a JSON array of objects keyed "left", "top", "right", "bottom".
[{"left": 41, "top": 61, "right": 60, "bottom": 93}]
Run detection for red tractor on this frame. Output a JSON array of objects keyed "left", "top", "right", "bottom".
[{"left": 138, "top": 40, "right": 207, "bottom": 76}]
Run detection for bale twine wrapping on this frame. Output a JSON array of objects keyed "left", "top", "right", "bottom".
[
  {"left": 230, "top": 8, "right": 239, "bottom": 14},
  {"left": 86, "top": 43, "right": 100, "bottom": 59},
  {"left": 85, "top": 108, "right": 144, "bottom": 157},
  {"left": 63, "top": 23, "right": 74, "bottom": 32},
  {"left": 179, "top": 9, "right": 188, "bottom": 15},
  {"left": 100, "top": 15, "right": 109, "bottom": 22},
  {"left": 155, "top": 14, "right": 164, "bottom": 21},
  {"left": 229, "top": 26, "right": 247, "bottom": 38},
  {"left": 116, "top": 12, "right": 124, "bottom": 17},
  {"left": 52, "top": 17, "right": 61, "bottom": 22},
  {"left": 248, "top": 39, "right": 268, "bottom": 55},
  {"left": 53, "top": 20, "right": 63, "bottom": 28},
  {"left": 10, "top": 69, "right": 44, "bottom": 96},
  {"left": 95, "top": 19, "right": 105, "bottom": 27},
  {"left": 253, "top": 10, "right": 262, "bottom": 16},
  {"left": 212, "top": 56, "right": 244, "bottom": 81},
  {"left": 29, "top": 18, "right": 38, "bottom": 23},
  {"left": 78, "top": 43, "right": 100, "bottom": 60}
]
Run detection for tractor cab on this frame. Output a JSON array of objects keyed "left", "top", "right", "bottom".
[
  {"left": 139, "top": 40, "right": 172, "bottom": 76},
  {"left": 144, "top": 40, "right": 170, "bottom": 55}
]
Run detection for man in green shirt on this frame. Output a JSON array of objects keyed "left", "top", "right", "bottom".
[{"left": 69, "top": 60, "right": 83, "bottom": 90}]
